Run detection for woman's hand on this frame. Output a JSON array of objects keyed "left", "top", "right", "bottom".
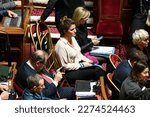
[
  {"left": 91, "top": 37, "right": 100, "bottom": 45},
  {"left": 82, "top": 61, "right": 93, "bottom": 67}
]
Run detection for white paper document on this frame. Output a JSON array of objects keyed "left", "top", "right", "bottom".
[{"left": 90, "top": 46, "right": 115, "bottom": 58}]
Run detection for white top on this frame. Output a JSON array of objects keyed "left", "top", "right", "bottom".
[{"left": 55, "top": 37, "right": 91, "bottom": 70}]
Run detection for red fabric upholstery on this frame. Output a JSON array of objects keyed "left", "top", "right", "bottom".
[
  {"left": 108, "top": 72, "right": 113, "bottom": 80},
  {"left": 100, "top": 0, "right": 122, "bottom": 19},
  {"left": 96, "top": 0, "right": 123, "bottom": 37},
  {"left": 96, "top": 20, "right": 123, "bottom": 36},
  {"left": 13, "top": 80, "right": 23, "bottom": 96},
  {"left": 109, "top": 54, "right": 122, "bottom": 69},
  {"left": 30, "top": 8, "right": 55, "bottom": 16}
]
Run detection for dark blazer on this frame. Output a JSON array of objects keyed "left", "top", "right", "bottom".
[
  {"left": 15, "top": 61, "right": 75, "bottom": 99},
  {"left": 112, "top": 59, "right": 132, "bottom": 89},
  {"left": 119, "top": 76, "right": 150, "bottom": 100},
  {"left": 22, "top": 88, "right": 51, "bottom": 100},
  {"left": 15, "top": 61, "right": 58, "bottom": 99},
  {"left": 76, "top": 23, "right": 93, "bottom": 53},
  {"left": 0, "top": 8, "right": 7, "bottom": 21},
  {"left": 129, "top": 45, "right": 150, "bottom": 67},
  {"left": 41, "top": 0, "right": 85, "bottom": 29},
  {"left": 0, "top": 8, "right": 7, "bottom": 16}
]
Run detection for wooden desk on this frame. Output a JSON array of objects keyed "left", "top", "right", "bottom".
[{"left": 0, "top": 8, "right": 30, "bottom": 68}]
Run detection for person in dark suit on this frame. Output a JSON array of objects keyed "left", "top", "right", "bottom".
[
  {"left": 111, "top": 49, "right": 148, "bottom": 99},
  {"left": 128, "top": 0, "right": 150, "bottom": 41},
  {"left": 119, "top": 61, "right": 150, "bottom": 100},
  {"left": 15, "top": 50, "right": 75, "bottom": 100},
  {"left": 40, "top": 0, "right": 85, "bottom": 31},
  {"left": 22, "top": 74, "right": 51, "bottom": 100}
]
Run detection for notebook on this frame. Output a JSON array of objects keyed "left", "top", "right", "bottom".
[
  {"left": 90, "top": 46, "right": 115, "bottom": 58},
  {"left": 75, "top": 80, "right": 96, "bottom": 97},
  {"left": 3, "top": 16, "right": 22, "bottom": 27}
]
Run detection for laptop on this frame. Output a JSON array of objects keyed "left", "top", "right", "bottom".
[{"left": 3, "top": 16, "right": 22, "bottom": 27}]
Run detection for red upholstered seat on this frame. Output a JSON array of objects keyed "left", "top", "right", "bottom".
[
  {"left": 96, "top": 20, "right": 123, "bottom": 36},
  {"left": 96, "top": 0, "right": 123, "bottom": 40},
  {"left": 109, "top": 54, "right": 122, "bottom": 70}
]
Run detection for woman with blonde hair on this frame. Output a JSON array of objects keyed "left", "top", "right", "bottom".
[
  {"left": 129, "top": 29, "right": 150, "bottom": 66},
  {"left": 72, "top": 6, "right": 105, "bottom": 64}
]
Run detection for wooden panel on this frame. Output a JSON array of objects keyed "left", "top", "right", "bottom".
[{"left": 122, "top": 0, "right": 133, "bottom": 43}]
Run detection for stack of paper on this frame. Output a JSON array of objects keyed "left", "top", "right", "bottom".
[{"left": 90, "top": 46, "right": 115, "bottom": 58}]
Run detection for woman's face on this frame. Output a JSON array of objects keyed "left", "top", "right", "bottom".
[
  {"left": 67, "top": 24, "right": 76, "bottom": 37},
  {"left": 79, "top": 17, "right": 89, "bottom": 24},
  {"left": 139, "top": 67, "right": 149, "bottom": 81},
  {"left": 139, "top": 38, "right": 149, "bottom": 48}
]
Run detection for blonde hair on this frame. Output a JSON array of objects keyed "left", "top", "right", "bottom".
[
  {"left": 72, "top": 6, "right": 90, "bottom": 23},
  {"left": 132, "top": 29, "right": 149, "bottom": 45}
]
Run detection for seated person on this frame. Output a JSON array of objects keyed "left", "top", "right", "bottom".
[
  {"left": 0, "top": 84, "right": 10, "bottom": 100},
  {"left": 72, "top": 6, "right": 103, "bottom": 64},
  {"left": 15, "top": 50, "right": 75, "bottom": 100},
  {"left": 119, "top": 60, "right": 150, "bottom": 100},
  {"left": 22, "top": 74, "right": 51, "bottom": 100},
  {"left": 129, "top": 29, "right": 150, "bottom": 66},
  {"left": 0, "top": 0, "right": 21, "bottom": 9},
  {"left": 111, "top": 50, "right": 148, "bottom": 99},
  {"left": 55, "top": 16, "right": 106, "bottom": 84}
]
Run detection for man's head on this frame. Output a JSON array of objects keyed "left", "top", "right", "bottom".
[
  {"left": 128, "top": 49, "right": 148, "bottom": 66},
  {"left": 27, "top": 74, "right": 45, "bottom": 93},
  {"left": 30, "top": 50, "right": 48, "bottom": 72}
]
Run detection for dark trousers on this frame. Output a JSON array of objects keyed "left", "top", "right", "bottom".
[
  {"left": 65, "top": 66, "right": 106, "bottom": 84},
  {"left": 58, "top": 87, "right": 76, "bottom": 100}
]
